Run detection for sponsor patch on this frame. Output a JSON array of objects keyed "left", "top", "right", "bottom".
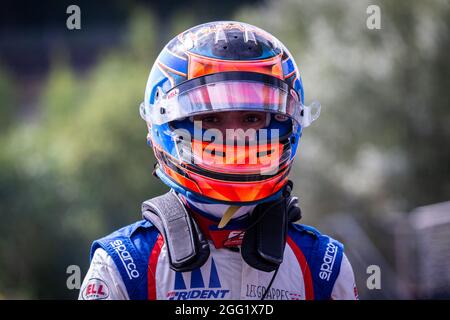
[
  {"left": 245, "top": 283, "right": 302, "bottom": 300},
  {"left": 81, "top": 278, "right": 110, "bottom": 300},
  {"left": 167, "top": 88, "right": 179, "bottom": 99},
  {"left": 223, "top": 230, "right": 244, "bottom": 247},
  {"left": 274, "top": 114, "right": 289, "bottom": 122},
  {"left": 167, "top": 258, "right": 230, "bottom": 300},
  {"left": 319, "top": 241, "right": 338, "bottom": 281},
  {"left": 110, "top": 239, "right": 140, "bottom": 279}
]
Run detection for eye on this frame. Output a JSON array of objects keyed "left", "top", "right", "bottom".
[
  {"left": 244, "top": 114, "right": 262, "bottom": 123},
  {"left": 201, "top": 116, "right": 220, "bottom": 123}
]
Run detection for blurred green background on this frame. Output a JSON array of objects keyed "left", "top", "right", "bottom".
[{"left": 0, "top": 0, "right": 449, "bottom": 299}]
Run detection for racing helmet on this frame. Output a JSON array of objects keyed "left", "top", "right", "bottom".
[{"left": 140, "top": 21, "right": 320, "bottom": 205}]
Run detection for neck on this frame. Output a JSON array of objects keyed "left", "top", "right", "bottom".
[
  {"left": 178, "top": 194, "right": 257, "bottom": 248},
  {"left": 179, "top": 194, "right": 256, "bottom": 222}
]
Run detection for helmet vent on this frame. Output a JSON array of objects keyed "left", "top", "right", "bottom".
[{"left": 212, "top": 30, "right": 262, "bottom": 59}]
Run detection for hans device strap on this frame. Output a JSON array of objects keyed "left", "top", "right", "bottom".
[
  {"left": 141, "top": 190, "right": 210, "bottom": 272},
  {"left": 141, "top": 183, "right": 301, "bottom": 272},
  {"left": 241, "top": 181, "right": 301, "bottom": 272}
]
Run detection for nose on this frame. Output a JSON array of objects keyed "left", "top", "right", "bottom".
[{"left": 216, "top": 115, "right": 243, "bottom": 134}]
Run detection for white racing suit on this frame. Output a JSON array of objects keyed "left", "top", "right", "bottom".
[{"left": 79, "top": 196, "right": 358, "bottom": 300}]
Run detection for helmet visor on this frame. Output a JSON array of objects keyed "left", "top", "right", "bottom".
[{"left": 143, "top": 72, "right": 304, "bottom": 126}]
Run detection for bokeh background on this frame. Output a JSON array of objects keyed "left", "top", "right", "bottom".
[{"left": 0, "top": 0, "right": 449, "bottom": 299}]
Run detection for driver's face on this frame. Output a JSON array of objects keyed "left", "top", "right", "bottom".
[{"left": 193, "top": 111, "right": 267, "bottom": 135}]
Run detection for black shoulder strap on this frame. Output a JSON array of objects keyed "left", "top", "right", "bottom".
[
  {"left": 141, "top": 190, "right": 210, "bottom": 272},
  {"left": 241, "top": 181, "right": 302, "bottom": 272}
]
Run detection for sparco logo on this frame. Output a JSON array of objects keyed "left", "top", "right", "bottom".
[
  {"left": 319, "top": 241, "right": 338, "bottom": 281},
  {"left": 110, "top": 239, "right": 140, "bottom": 279}
]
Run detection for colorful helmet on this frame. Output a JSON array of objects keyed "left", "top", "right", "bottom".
[{"left": 140, "top": 21, "right": 320, "bottom": 205}]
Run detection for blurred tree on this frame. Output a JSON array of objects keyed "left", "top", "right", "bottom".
[
  {"left": 0, "top": 67, "right": 17, "bottom": 133},
  {"left": 0, "top": 9, "right": 166, "bottom": 298}
]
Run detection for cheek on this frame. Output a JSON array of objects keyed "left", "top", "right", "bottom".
[
  {"left": 201, "top": 122, "right": 215, "bottom": 129},
  {"left": 246, "top": 120, "right": 266, "bottom": 130}
]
